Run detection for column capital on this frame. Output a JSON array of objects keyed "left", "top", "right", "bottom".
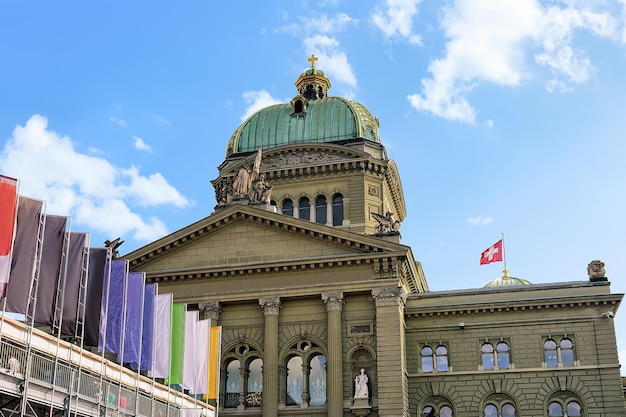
[
  {"left": 259, "top": 297, "right": 281, "bottom": 316},
  {"left": 371, "top": 287, "right": 407, "bottom": 307},
  {"left": 199, "top": 301, "right": 221, "bottom": 320},
  {"left": 322, "top": 292, "right": 344, "bottom": 311}
]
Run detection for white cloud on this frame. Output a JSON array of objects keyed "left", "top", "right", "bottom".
[
  {"left": 133, "top": 135, "right": 153, "bottom": 153},
  {"left": 241, "top": 90, "right": 284, "bottom": 121},
  {"left": 467, "top": 216, "right": 494, "bottom": 226},
  {"left": 151, "top": 113, "right": 171, "bottom": 126},
  {"left": 109, "top": 116, "right": 128, "bottom": 127},
  {"left": 408, "top": 0, "right": 622, "bottom": 123},
  {"left": 303, "top": 35, "right": 358, "bottom": 89},
  {"left": 372, "top": 0, "right": 423, "bottom": 45},
  {"left": 0, "top": 114, "right": 191, "bottom": 242},
  {"left": 484, "top": 119, "right": 494, "bottom": 128}
]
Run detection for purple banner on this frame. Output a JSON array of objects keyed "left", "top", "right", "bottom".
[
  {"left": 119, "top": 272, "right": 143, "bottom": 364},
  {"left": 5, "top": 196, "right": 43, "bottom": 314},
  {"left": 60, "top": 232, "right": 87, "bottom": 337},
  {"left": 83, "top": 248, "right": 107, "bottom": 347},
  {"left": 98, "top": 259, "right": 127, "bottom": 354},
  {"left": 33, "top": 215, "right": 67, "bottom": 326},
  {"left": 131, "top": 282, "right": 155, "bottom": 371}
]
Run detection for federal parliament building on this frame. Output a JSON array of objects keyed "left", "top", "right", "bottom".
[{"left": 124, "top": 57, "right": 626, "bottom": 417}]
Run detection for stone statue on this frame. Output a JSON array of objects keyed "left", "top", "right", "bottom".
[
  {"left": 232, "top": 161, "right": 254, "bottom": 197},
  {"left": 104, "top": 237, "right": 124, "bottom": 259},
  {"left": 232, "top": 146, "right": 263, "bottom": 198},
  {"left": 372, "top": 211, "right": 400, "bottom": 234},
  {"left": 587, "top": 260, "right": 607, "bottom": 282},
  {"left": 252, "top": 173, "right": 273, "bottom": 203},
  {"left": 354, "top": 368, "right": 369, "bottom": 398}
]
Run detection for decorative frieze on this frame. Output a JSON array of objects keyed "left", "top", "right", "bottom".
[{"left": 322, "top": 292, "right": 344, "bottom": 311}]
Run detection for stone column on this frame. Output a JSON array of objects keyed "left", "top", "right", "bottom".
[
  {"left": 372, "top": 287, "right": 408, "bottom": 417},
  {"left": 322, "top": 292, "right": 344, "bottom": 417},
  {"left": 326, "top": 200, "right": 332, "bottom": 226},
  {"left": 301, "top": 362, "right": 311, "bottom": 407},
  {"left": 260, "top": 297, "right": 281, "bottom": 417}
]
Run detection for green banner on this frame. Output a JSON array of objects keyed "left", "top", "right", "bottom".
[{"left": 168, "top": 303, "right": 186, "bottom": 386}]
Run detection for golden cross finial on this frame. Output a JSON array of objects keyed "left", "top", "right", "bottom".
[
  {"left": 308, "top": 54, "right": 318, "bottom": 69},
  {"left": 502, "top": 269, "right": 509, "bottom": 278}
]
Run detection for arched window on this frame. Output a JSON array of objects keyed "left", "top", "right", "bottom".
[
  {"left": 484, "top": 402, "right": 516, "bottom": 417},
  {"left": 286, "top": 356, "right": 303, "bottom": 405},
  {"left": 421, "top": 346, "right": 433, "bottom": 373},
  {"left": 481, "top": 341, "right": 510, "bottom": 370},
  {"left": 544, "top": 339, "right": 558, "bottom": 367},
  {"left": 421, "top": 396, "right": 454, "bottom": 416},
  {"left": 332, "top": 194, "right": 343, "bottom": 226},
  {"left": 560, "top": 339, "right": 574, "bottom": 366},
  {"left": 304, "top": 84, "right": 316, "bottom": 99},
  {"left": 294, "top": 99, "right": 303, "bottom": 113},
  {"left": 436, "top": 345, "right": 449, "bottom": 372},
  {"left": 496, "top": 342, "right": 510, "bottom": 369},
  {"left": 309, "top": 354, "right": 326, "bottom": 406},
  {"left": 481, "top": 343, "right": 495, "bottom": 370},
  {"left": 315, "top": 196, "right": 327, "bottom": 225},
  {"left": 225, "top": 359, "right": 241, "bottom": 408},
  {"left": 547, "top": 392, "right": 583, "bottom": 416},
  {"left": 246, "top": 358, "right": 263, "bottom": 407},
  {"left": 544, "top": 337, "right": 575, "bottom": 367},
  {"left": 284, "top": 340, "right": 326, "bottom": 407},
  {"left": 223, "top": 343, "right": 263, "bottom": 410},
  {"left": 299, "top": 197, "right": 310, "bottom": 220},
  {"left": 421, "top": 345, "right": 449, "bottom": 373},
  {"left": 283, "top": 199, "right": 293, "bottom": 217}
]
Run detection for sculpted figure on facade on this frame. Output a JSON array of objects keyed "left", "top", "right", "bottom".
[
  {"left": 587, "top": 259, "right": 607, "bottom": 281},
  {"left": 232, "top": 146, "right": 263, "bottom": 198},
  {"left": 371, "top": 211, "right": 400, "bottom": 234},
  {"left": 252, "top": 173, "right": 273, "bottom": 203},
  {"left": 354, "top": 368, "right": 369, "bottom": 398}
]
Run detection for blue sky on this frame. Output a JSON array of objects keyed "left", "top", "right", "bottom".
[{"left": 1, "top": 0, "right": 625, "bottom": 372}]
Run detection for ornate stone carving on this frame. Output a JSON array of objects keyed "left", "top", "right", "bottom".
[
  {"left": 199, "top": 301, "right": 221, "bottom": 320},
  {"left": 251, "top": 173, "right": 273, "bottom": 203},
  {"left": 259, "top": 297, "right": 281, "bottom": 316},
  {"left": 261, "top": 150, "right": 344, "bottom": 169},
  {"left": 587, "top": 260, "right": 607, "bottom": 282},
  {"left": 322, "top": 292, "right": 344, "bottom": 311},
  {"left": 371, "top": 287, "right": 407, "bottom": 307}
]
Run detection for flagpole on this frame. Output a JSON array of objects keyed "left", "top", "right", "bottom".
[{"left": 501, "top": 232, "right": 508, "bottom": 277}]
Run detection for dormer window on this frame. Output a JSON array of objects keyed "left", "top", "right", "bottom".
[{"left": 294, "top": 99, "right": 304, "bottom": 114}]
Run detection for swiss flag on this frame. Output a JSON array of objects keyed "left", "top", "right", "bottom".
[{"left": 480, "top": 239, "right": 503, "bottom": 265}]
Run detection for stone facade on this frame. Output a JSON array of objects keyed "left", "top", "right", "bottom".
[{"left": 124, "top": 58, "right": 625, "bottom": 416}]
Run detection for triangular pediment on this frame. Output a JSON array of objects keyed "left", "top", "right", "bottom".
[{"left": 124, "top": 204, "right": 426, "bottom": 293}]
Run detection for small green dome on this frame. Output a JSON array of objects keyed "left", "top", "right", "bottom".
[
  {"left": 226, "top": 97, "right": 381, "bottom": 156},
  {"left": 484, "top": 275, "right": 532, "bottom": 288}
]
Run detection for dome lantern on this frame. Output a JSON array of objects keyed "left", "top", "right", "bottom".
[{"left": 295, "top": 54, "right": 331, "bottom": 100}]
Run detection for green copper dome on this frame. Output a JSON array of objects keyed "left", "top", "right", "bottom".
[
  {"left": 225, "top": 56, "right": 380, "bottom": 156},
  {"left": 484, "top": 273, "right": 532, "bottom": 288},
  {"left": 226, "top": 97, "right": 381, "bottom": 156}
]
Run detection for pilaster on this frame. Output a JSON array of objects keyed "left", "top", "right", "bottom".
[
  {"left": 372, "top": 287, "right": 408, "bottom": 417},
  {"left": 322, "top": 292, "right": 344, "bottom": 417},
  {"left": 260, "top": 297, "right": 281, "bottom": 417}
]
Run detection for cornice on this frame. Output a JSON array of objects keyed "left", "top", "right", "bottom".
[
  {"left": 142, "top": 251, "right": 409, "bottom": 283},
  {"left": 405, "top": 293, "right": 622, "bottom": 318}
]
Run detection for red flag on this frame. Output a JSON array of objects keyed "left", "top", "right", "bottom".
[
  {"left": 480, "top": 239, "right": 503, "bottom": 265},
  {"left": 0, "top": 175, "right": 18, "bottom": 296}
]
